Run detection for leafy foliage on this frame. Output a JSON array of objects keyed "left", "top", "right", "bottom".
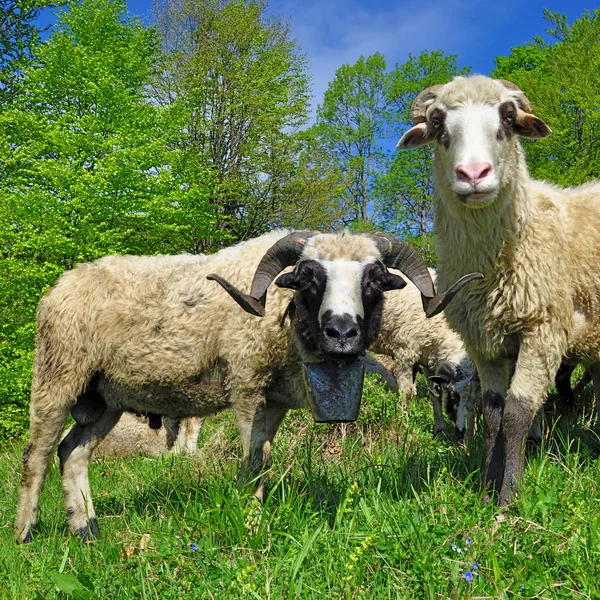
[
  {"left": 153, "top": 0, "right": 311, "bottom": 249},
  {"left": 0, "top": 0, "right": 58, "bottom": 105},
  {"left": 0, "top": 0, "right": 216, "bottom": 438},
  {"left": 311, "top": 52, "right": 390, "bottom": 228},
  {"left": 492, "top": 9, "right": 600, "bottom": 185}
]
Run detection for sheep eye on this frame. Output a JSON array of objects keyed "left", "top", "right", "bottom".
[
  {"left": 431, "top": 115, "right": 442, "bottom": 128},
  {"left": 505, "top": 111, "right": 516, "bottom": 122}
]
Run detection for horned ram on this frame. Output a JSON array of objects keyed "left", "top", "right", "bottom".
[{"left": 15, "top": 229, "right": 480, "bottom": 542}]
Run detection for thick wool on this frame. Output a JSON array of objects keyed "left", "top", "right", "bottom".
[
  {"left": 417, "top": 75, "right": 600, "bottom": 504},
  {"left": 371, "top": 269, "right": 474, "bottom": 433},
  {"left": 16, "top": 230, "right": 304, "bottom": 542},
  {"left": 18, "top": 229, "right": 429, "bottom": 543}
]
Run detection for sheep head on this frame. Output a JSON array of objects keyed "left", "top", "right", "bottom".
[
  {"left": 396, "top": 76, "right": 551, "bottom": 209},
  {"left": 209, "top": 231, "right": 482, "bottom": 362}
]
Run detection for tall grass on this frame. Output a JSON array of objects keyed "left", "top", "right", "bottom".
[{"left": 0, "top": 375, "right": 599, "bottom": 599}]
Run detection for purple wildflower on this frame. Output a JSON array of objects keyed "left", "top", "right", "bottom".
[
  {"left": 466, "top": 537, "right": 472, "bottom": 546},
  {"left": 451, "top": 544, "right": 458, "bottom": 552},
  {"left": 190, "top": 543, "right": 199, "bottom": 552},
  {"left": 520, "top": 584, "right": 525, "bottom": 591},
  {"left": 463, "top": 571, "right": 474, "bottom": 582},
  {"left": 472, "top": 562, "right": 478, "bottom": 570}
]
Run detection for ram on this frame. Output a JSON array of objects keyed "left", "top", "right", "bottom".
[
  {"left": 398, "top": 74, "right": 600, "bottom": 505},
  {"left": 15, "top": 229, "right": 479, "bottom": 542}
]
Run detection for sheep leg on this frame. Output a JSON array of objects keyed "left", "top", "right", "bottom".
[
  {"left": 476, "top": 358, "right": 509, "bottom": 503},
  {"left": 393, "top": 358, "right": 417, "bottom": 405},
  {"left": 14, "top": 364, "right": 91, "bottom": 544},
  {"left": 58, "top": 409, "right": 122, "bottom": 540},
  {"left": 554, "top": 362, "right": 575, "bottom": 414},
  {"left": 587, "top": 364, "right": 600, "bottom": 425},
  {"left": 15, "top": 409, "right": 69, "bottom": 543},
  {"left": 498, "top": 340, "right": 561, "bottom": 506},
  {"left": 432, "top": 392, "right": 449, "bottom": 435},
  {"left": 234, "top": 401, "right": 288, "bottom": 502}
]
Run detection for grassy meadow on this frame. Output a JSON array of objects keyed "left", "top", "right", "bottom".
[{"left": 0, "top": 374, "right": 599, "bottom": 599}]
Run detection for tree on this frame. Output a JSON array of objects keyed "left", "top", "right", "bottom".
[
  {"left": 0, "top": 0, "right": 59, "bottom": 105},
  {"left": 376, "top": 50, "right": 469, "bottom": 260},
  {"left": 492, "top": 9, "right": 600, "bottom": 186},
  {"left": 153, "top": 0, "right": 311, "bottom": 249},
  {"left": 0, "top": 0, "right": 215, "bottom": 438},
  {"left": 311, "top": 52, "right": 390, "bottom": 229}
]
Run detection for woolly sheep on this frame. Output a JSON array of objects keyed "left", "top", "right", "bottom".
[
  {"left": 370, "top": 268, "right": 476, "bottom": 435},
  {"left": 15, "top": 229, "right": 480, "bottom": 542},
  {"left": 398, "top": 74, "right": 600, "bottom": 505},
  {"left": 66, "top": 414, "right": 203, "bottom": 458}
]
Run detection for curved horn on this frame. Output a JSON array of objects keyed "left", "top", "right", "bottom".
[
  {"left": 207, "top": 231, "right": 318, "bottom": 317},
  {"left": 411, "top": 84, "right": 443, "bottom": 123},
  {"left": 496, "top": 78, "right": 533, "bottom": 113},
  {"left": 368, "top": 233, "right": 483, "bottom": 318}
]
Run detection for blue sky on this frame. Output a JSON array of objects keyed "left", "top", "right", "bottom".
[{"left": 39, "top": 0, "right": 595, "bottom": 116}]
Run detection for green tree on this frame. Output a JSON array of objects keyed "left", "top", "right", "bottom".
[
  {"left": 153, "top": 0, "right": 311, "bottom": 249},
  {"left": 376, "top": 50, "right": 469, "bottom": 259},
  {"left": 0, "top": 0, "right": 214, "bottom": 438},
  {"left": 311, "top": 52, "right": 390, "bottom": 229},
  {"left": 492, "top": 9, "right": 600, "bottom": 185},
  {"left": 0, "top": 0, "right": 59, "bottom": 105}
]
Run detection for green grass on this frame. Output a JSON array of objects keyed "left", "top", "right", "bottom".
[{"left": 1, "top": 375, "right": 599, "bottom": 599}]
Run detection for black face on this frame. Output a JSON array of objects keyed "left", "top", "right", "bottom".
[
  {"left": 444, "top": 388, "right": 462, "bottom": 432},
  {"left": 276, "top": 259, "right": 405, "bottom": 362}
]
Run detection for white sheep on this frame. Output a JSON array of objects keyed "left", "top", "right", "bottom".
[
  {"left": 398, "top": 74, "right": 600, "bottom": 505},
  {"left": 16, "top": 229, "right": 479, "bottom": 542},
  {"left": 370, "top": 269, "right": 475, "bottom": 435},
  {"left": 65, "top": 414, "right": 203, "bottom": 458}
]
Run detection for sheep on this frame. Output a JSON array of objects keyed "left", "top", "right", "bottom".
[
  {"left": 397, "top": 74, "right": 600, "bottom": 506},
  {"left": 450, "top": 362, "right": 593, "bottom": 441},
  {"left": 15, "top": 229, "right": 481, "bottom": 542},
  {"left": 64, "top": 414, "right": 203, "bottom": 458},
  {"left": 370, "top": 268, "right": 476, "bottom": 435}
]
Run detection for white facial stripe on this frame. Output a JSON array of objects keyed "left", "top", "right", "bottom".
[
  {"left": 446, "top": 103, "right": 500, "bottom": 167},
  {"left": 318, "top": 260, "right": 365, "bottom": 325}
]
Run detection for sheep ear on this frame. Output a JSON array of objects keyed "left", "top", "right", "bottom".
[
  {"left": 514, "top": 113, "right": 551, "bottom": 139},
  {"left": 396, "top": 123, "right": 435, "bottom": 150},
  {"left": 381, "top": 272, "right": 407, "bottom": 292},
  {"left": 274, "top": 272, "right": 301, "bottom": 290}
]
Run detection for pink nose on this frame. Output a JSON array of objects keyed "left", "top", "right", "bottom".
[{"left": 455, "top": 162, "right": 492, "bottom": 186}]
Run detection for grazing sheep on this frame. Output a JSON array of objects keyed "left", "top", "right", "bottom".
[
  {"left": 452, "top": 362, "right": 593, "bottom": 440},
  {"left": 397, "top": 74, "right": 600, "bottom": 505},
  {"left": 68, "top": 414, "right": 203, "bottom": 458},
  {"left": 370, "top": 269, "right": 476, "bottom": 435},
  {"left": 15, "top": 229, "right": 480, "bottom": 542}
]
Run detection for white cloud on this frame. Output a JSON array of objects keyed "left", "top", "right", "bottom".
[{"left": 272, "top": 0, "right": 486, "bottom": 119}]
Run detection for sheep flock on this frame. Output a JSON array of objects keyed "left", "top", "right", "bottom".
[{"left": 13, "top": 73, "right": 600, "bottom": 542}]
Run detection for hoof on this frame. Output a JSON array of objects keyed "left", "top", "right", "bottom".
[
  {"left": 74, "top": 517, "right": 100, "bottom": 542},
  {"left": 15, "top": 527, "right": 34, "bottom": 544},
  {"left": 498, "top": 489, "right": 514, "bottom": 507}
]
